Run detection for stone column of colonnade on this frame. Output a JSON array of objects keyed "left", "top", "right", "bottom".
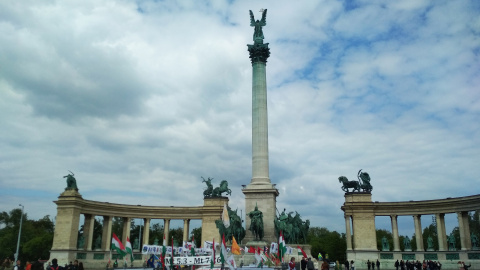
[
  {"left": 345, "top": 215, "right": 352, "bottom": 250},
  {"left": 390, "top": 215, "right": 400, "bottom": 251},
  {"left": 436, "top": 213, "right": 448, "bottom": 251},
  {"left": 83, "top": 214, "right": 95, "bottom": 250},
  {"left": 413, "top": 215, "right": 424, "bottom": 251},
  {"left": 183, "top": 219, "right": 190, "bottom": 242},
  {"left": 122, "top": 217, "right": 132, "bottom": 244},
  {"left": 143, "top": 218, "right": 151, "bottom": 246},
  {"left": 457, "top": 211, "right": 472, "bottom": 250},
  {"left": 101, "top": 216, "right": 113, "bottom": 250},
  {"left": 164, "top": 219, "right": 170, "bottom": 244}
]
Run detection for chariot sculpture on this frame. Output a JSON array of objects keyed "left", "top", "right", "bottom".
[{"left": 339, "top": 169, "right": 373, "bottom": 193}]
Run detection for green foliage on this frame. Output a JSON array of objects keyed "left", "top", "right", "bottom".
[
  {"left": 130, "top": 220, "right": 144, "bottom": 247},
  {"left": 191, "top": 227, "right": 202, "bottom": 247},
  {"left": 376, "top": 229, "right": 392, "bottom": 251},
  {"left": 307, "top": 227, "right": 346, "bottom": 263},
  {"left": 0, "top": 208, "right": 54, "bottom": 261},
  {"left": 112, "top": 217, "right": 124, "bottom": 239},
  {"left": 170, "top": 228, "right": 183, "bottom": 247},
  {"left": 422, "top": 223, "right": 438, "bottom": 251},
  {"left": 470, "top": 211, "right": 480, "bottom": 237},
  {"left": 149, "top": 223, "right": 164, "bottom": 244}
]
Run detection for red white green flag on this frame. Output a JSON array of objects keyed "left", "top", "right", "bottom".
[
  {"left": 210, "top": 238, "right": 215, "bottom": 269},
  {"left": 111, "top": 233, "right": 126, "bottom": 256},
  {"left": 126, "top": 237, "right": 134, "bottom": 262},
  {"left": 220, "top": 234, "right": 227, "bottom": 264},
  {"left": 278, "top": 231, "right": 286, "bottom": 261}
]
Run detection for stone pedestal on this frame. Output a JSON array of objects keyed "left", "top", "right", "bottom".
[
  {"left": 201, "top": 197, "right": 229, "bottom": 244},
  {"left": 243, "top": 186, "right": 279, "bottom": 244}
]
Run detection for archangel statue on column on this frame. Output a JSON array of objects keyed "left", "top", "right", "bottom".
[{"left": 250, "top": 9, "right": 267, "bottom": 44}]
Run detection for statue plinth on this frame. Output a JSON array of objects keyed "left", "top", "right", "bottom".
[{"left": 60, "top": 189, "right": 82, "bottom": 198}]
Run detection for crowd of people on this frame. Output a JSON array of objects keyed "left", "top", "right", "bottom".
[
  {"left": 394, "top": 259, "right": 441, "bottom": 270},
  {"left": 1, "top": 258, "right": 84, "bottom": 270}
]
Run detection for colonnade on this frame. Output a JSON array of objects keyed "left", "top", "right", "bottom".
[
  {"left": 80, "top": 215, "right": 194, "bottom": 251},
  {"left": 341, "top": 193, "right": 480, "bottom": 261},
  {"left": 50, "top": 189, "right": 227, "bottom": 265},
  {"left": 344, "top": 212, "right": 473, "bottom": 252}
]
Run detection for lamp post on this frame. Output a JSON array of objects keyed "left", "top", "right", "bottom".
[{"left": 14, "top": 204, "right": 24, "bottom": 263}]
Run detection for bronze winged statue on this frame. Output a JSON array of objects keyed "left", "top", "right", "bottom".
[{"left": 249, "top": 9, "right": 267, "bottom": 44}]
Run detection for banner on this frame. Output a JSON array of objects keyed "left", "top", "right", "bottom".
[
  {"left": 164, "top": 255, "right": 222, "bottom": 266},
  {"left": 142, "top": 245, "right": 210, "bottom": 255}
]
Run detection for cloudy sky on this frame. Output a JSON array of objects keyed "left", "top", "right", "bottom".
[{"left": 1, "top": 0, "right": 479, "bottom": 237}]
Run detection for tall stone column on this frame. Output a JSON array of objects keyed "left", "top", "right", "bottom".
[
  {"left": 122, "top": 217, "right": 132, "bottom": 244},
  {"left": 413, "top": 215, "right": 424, "bottom": 251},
  {"left": 436, "top": 213, "right": 447, "bottom": 251},
  {"left": 243, "top": 24, "right": 279, "bottom": 244},
  {"left": 345, "top": 215, "right": 352, "bottom": 250},
  {"left": 83, "top": 214, "right": 95, "bottom": 251},
  {"left": 102, "top": 216, "right": 113, "bottom": 251},
  {"left": 183, "top": 219, "right": 190, "bottom": 242},
  {"left": 143, "top": 218, "right": 150, "bottom": 245},
  {"left": 164, "top": 219, "right": 170, "bottom": 244},
  {"left": 391, "top": 215, "right": 400, "bottom": 251},
  {"left": 457, "top": 211, "right": 471, "bottom": 250}
]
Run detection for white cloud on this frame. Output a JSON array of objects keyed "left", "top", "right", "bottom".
[{"left": 0, "top": 0, "right": 479, "bottom": 238}]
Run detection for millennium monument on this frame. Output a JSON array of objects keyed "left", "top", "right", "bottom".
[{"left": 242, "top": 9, "right": 279, "bottom": 244}]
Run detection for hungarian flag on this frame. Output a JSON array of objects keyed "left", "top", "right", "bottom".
[
  {"left": 222, "top": 203, "right": 230, "bottom": 228},
  {"left": 297, "top": 246, "right": 307, "bottom": 258},
  {"left": 254, "top": 249, "right": 262, "bottom": 267},
  {"left": 126, "top": 237, "right": 134, "bottom": 262},
  {"left": 231, "top": 237, "right": 241, "bottom": 255},
  {"left": 210, "top": 238, "right": 215, "bottom": 269},
  {"left": 220, "top": 234, "right": 228, "bottom": 264},
  {"left": 191, "top": 235, "right": 196, "bottom": 256},
  {"left": 161, "top": 235, "right": 166, "bottom": 268},
  {"left": 278, "top": 231, "right": 286, "bottom": 261},
  {"left": 111, "top": 233, "right": 126, "bottom": 256}
]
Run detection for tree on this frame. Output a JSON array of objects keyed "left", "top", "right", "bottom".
[
  {"left": 0, "top": 208, "right": 54, "bottom": 260},
  {"left": 191, "top": 227, "right": 202, "bottom": 247},
  {"left": 307, "top": 227, "right": 346, "bottom": 263},
  {"left": 149, "top": 223, "right": 164, "bottom": 244},
  {"left": 422, "top": 224, "right": 438, "bottom": 251},
  {"left": 376, "top": 229, "right": 392, "bottom": 251},
  {"left": 169, "top": 228, "right": 183, "bottom": 247}
]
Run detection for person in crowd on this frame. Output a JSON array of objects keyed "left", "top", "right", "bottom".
[
  {"left": 376, "top": 259, "right": 380, "bottom": 270},
  {"left": 25, "top": 261, "right": 31, "bottom": 270},
  {"left": 367, "top": 260, "right": 371, "bottom": 270},
  {"left": 301, "top": 257, "right": 307, "bottom": 270},
  {"left": 49, "top": 258, "right": 63, "bottom": 270},
  {"left": 77, "top": 263, "right": 83, "bottom": 270},
  {"left": 350, "top": 261, "right": 355, "bottom": 270},
  {"left": 344, "top": 260, "right": 349, "bottom": 270},
  {"left": 307, "top": 258, "right": 314, "bottom": 270},
  {"left": 321, "top": 260, "right": 329, "bottom": 270},
  {"left": 13, "top": 260, "right": 23, "bottom": 270},
  {"left": 395, "top": 260, "right": 399, "bottom": 270},
  {"left": 289, "top": 257, "right": 296, "bottom": 270}
]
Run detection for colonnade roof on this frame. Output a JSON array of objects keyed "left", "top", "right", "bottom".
[
  {"left": 342, "top": 194, "right": 480, "bottom": 216},
  {"left": 54, "top": 195, "right": 224, "bottom": 220}
]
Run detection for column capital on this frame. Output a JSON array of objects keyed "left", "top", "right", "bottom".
[{"left": 247, "top": 43, "right": 270, "bottom": 64}]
